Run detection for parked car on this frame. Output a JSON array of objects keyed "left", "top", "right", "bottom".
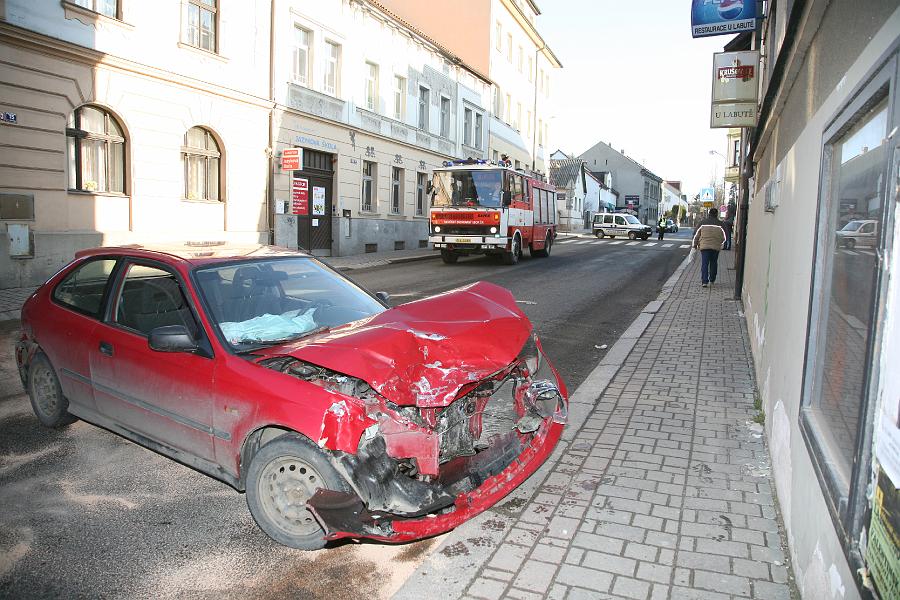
[
  {"left": 664, "top": 219, "right": 679, "bottom": 233},
  {"left": 593, "top": 213, "right": 653, "bottom": 240},
  {"left": 836, "top": 219, "right": 878, "bottom": 248},
  {"left": 15, "top": 244, "right": 567, "bottom": 550}
]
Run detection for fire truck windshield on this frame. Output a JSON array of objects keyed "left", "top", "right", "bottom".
[{"left": 431, "top": 169, "right": 503, "bottom": 208}]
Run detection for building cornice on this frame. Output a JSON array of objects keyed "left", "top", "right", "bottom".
[
  {"left": 498, "top": 0, "right": 561, "bottom": 68},
  {"left": 0, "top": 22, "right": 274, "bottom": 110}
]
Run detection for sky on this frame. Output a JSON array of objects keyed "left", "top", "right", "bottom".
[{"left": 537, "top": 0, "right": 732, "bottom": 199}]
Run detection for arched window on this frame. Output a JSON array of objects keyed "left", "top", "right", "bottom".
[
  {"left": 66, "top": 105, "right": 126, "bottom": 193},
  {"left": 182, "top": 127, "right": 221, "bottom": 201}
]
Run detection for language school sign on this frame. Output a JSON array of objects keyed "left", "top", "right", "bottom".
[{"left": 691, "top": 0, "right": 757, "bottom": 38}]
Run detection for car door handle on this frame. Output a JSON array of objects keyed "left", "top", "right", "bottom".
[{"left": 99, "top": 341, "right": 114, "bottom": 357}]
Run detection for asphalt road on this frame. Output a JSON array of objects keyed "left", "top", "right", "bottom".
[{"left": 0, "top": 230, "right": 691, "bottom": 599}]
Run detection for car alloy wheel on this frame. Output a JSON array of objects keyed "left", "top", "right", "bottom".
[{"left": 27, "top": 353, "right": 75, "bottom": 428}]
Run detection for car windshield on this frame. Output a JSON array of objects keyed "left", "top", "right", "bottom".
[
  {"left": 194, "top": 258, "right": 386, "bottom": 351},
  {"left": 625, "top": 215, "right": 641, "bottom": 225},
  {"left": 840, "top": 220, "right": 864, "bottom": 232},
  {"left": 431, "top": 169, "right": 503, "bottom": 208}
]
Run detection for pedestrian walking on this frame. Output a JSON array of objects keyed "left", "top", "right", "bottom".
[
  {"left": 692, "top": 208, "right": 726, "bottom": 287},
  {"left": 723, "top": 219, "right": 734, "bottom": 250},
  {"left": 657, "top": 216, "right": 666, "bottom": 240}
]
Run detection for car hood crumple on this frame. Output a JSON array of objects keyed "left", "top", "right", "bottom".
[{"left": 257, "top": 281, "right": 532, "bottom": 407}]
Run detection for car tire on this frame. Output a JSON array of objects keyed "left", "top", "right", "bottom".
[
  {"left": 532, "top": 234, "right": 552, "bottom": 258},
  {"left": 596, "top": 230, "right": 605, "bottom": 239},
  {"left": 628, "top": 232, "right": 637, "bottom": 240},
  {"left": 246, "top": 433, "right": 349, "bottom": 550},
  {"left": 503, "top": 234, "right": 521, "bottom": 265},
  {"left": 27, "top": 352, "right": 76, "bottom": 428},
  {"left": 845, "top": 239, "right": 856, "bottom": 249},
  {"left": 440, "top": 249, "right": 458, "bottom": 264}
]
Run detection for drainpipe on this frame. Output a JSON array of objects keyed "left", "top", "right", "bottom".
[
  {"left": 530, "top": 44, "right": 545, "bottom": 175},
  {"left": 266, "top": 0, "right": 276, "bottom": 244},
  {"left": 733, "top": 127, "right": 753, "bottom": 300}
]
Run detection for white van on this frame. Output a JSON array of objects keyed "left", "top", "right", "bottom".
[{"left": 592, "top": 213, "right": 652, "bottom": 240}]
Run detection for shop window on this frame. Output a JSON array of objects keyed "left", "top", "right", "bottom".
[
  {"left": 185, "top": 0, "right": 217, "bottom": 53},
  {"left": 391, "top": 167, "right": 403, "bottom": 215},
  {"left": 66, "top": 105, "right": 126, "bottom": 194},
  {"left": 361, "top": 161, "right": 375, "bottom": 212},
  {"left": 182, "top": 127, "right": 222, "bottom": 202},
  {"left": 801, "top": 55, "right": 898, "bottom": 541},
  {"left": 71, "top": 0, "right": 118, "bottom": 18}
]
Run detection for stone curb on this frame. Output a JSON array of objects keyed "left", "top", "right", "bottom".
[
  {"left": 393, "top": 249, "right": 697, "bottom": 599},
  {"left": 332, "top": 252, "right": 441, "bottom": 272}
]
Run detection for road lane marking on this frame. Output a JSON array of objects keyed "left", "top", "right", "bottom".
[
  {"left": 576, "top": 240, "right": 593, "bottom": 245},
  {"left": 662, "top": 243, "right": 673, "bottom": 247},
  {"left": 556, "top": 238, "right": 577, "bottom": 244},
  {"left": 644, "top": 242, "right": 657, "bottom": 247},
  {"left": 626, "top": 241, "right": 640, "bottom": 246},
  {"left": 592, "top": 240, "right": 608, "bottom": 244},
  {"left": 608, "top": 241, "right": 624, "bottom": 245},
  {"left": 680, "top": 244, "right": 690, "bottom": 248}
]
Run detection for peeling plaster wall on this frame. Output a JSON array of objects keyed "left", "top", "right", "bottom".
[{"left": 742, "top": 5, "right": 900, "bottom": 599}]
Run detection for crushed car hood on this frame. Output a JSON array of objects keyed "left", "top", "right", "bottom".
[{"left": 256, "top": 281, "right": 532, "bottom": 407}]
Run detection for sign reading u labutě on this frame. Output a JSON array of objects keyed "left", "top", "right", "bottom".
[{"left": 691, "top": 0, "right": 757, "bottom": 38}]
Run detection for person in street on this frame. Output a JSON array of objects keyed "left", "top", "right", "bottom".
[
  {"left": 657, "top": 216, "right": 666, "bottom": 240},
  {"left": 722, "top": 219, "right": 734, "bottom": 250},
  {"left": 692, "top": 208, "right": 726, "bottom": 287}
]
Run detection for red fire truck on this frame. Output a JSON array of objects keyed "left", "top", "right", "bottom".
[{"left": 429, "top": 160, "right": 558, "bottom": 265}]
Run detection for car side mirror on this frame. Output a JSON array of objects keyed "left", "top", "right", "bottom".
[
  {"left": 148, "top": 325, "right": 199, "bottom": 353},
  {"left": 502, "top": 190, "right": 512, "bottom": 206},
  {"left": 375, "top": 291, "right": 390, "bottom": 305}
]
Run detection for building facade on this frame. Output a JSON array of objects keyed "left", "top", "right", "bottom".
[
  {"left": 578, "top": 140, "right": 663, "bottom": 225},
  {"left": 0, "top": 0, "right": 272, "bottom": 287},
  {"left": 271, "top": 0, "right": 492, "bottom": 257},
  {"left": 660, "top": 181, "right": 688, "bottom": 225},
  {"left": 740, "top": 2, "right": 900, "bottom": 599},
  {"left": 375, "top": 0, "right": 561, "bottom": 176}
]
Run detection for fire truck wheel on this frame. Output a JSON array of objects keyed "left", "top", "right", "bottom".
[
  {"left": 531, "top": 233, "right": 552, "bottom": 258},
  {"left": 503, "top": 235, "right": 521, "bottom": 265},
  {"left": 441, "top": 249, "right": 459, "bottom": 264}
]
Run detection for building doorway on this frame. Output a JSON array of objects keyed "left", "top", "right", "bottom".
[{"left": 292, "top": 148, "right": 333, "bottom": 256}]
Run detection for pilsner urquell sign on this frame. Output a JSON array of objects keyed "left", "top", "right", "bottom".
[{"left": 691, "top": 0, "right": 757, "bottom": 38}]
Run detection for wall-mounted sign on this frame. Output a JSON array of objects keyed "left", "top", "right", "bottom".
[
  {"left": 294, "top": 134, "right": 338, "bottom": 152},
  {"left": 0, "top": 112, "right": 17, "bottom": 124},
  {"left": 291, "top": 178, "right": 309, "bottom": 215},
  {"left": 711, "top": 51, "right": 760, "bottom": 128},
  {"left": 691, "top": 0, "right": 757, "bottom": 38},
  {"left": 312, "top": 186, "right": 326, "bottom": 216},
  {"left": 281, "top": 147, "right": 302, "bottom": 171}
]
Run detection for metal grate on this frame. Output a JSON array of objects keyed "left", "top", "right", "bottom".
[
  {"left": 394, "top": 241, "right": 405, "bottom": 250},
  {"left": 365, "top": 243, "right": 378, "bottom": 253}
]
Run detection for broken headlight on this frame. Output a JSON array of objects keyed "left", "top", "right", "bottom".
[
  {"left": 523, "top": 379, "right": 566, "bottom": 424},
  {"left": 517, "top": 332, "right": 541, "bottom": 375}
]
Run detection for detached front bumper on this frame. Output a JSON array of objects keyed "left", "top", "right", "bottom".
[{"left": 308, "top": 374, "right": 567, "bottom": 543}]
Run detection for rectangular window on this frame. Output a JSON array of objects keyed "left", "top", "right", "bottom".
[
  {"left": 538, "top": 118, "right": 543, "bottom": 146},
  {"left": 294, "top": 26, "right": 311, "bottom": 85},
  {"left": 492, "top": 150, "right": 499, "bottom": 162},
  {"left": 495, "top": 22, "right": 502, "bottom": 51},
  {"left": 516, "top": 102, "right": 522, "bottom": 131},
  {"left": 418, "top": 86, "right": 430, "bottom": 129},
  {"left": 362, "top": 161, "right": 375, "bottom": 211},
  {"left": 527, "top": 110, "right": 532, "bottom": 138},
  {"left": 732, "top": 138, "right": 741, "bottom": 167},
  {"left": 394, "top": 75, "right": 406, "bottom": 120},
  {"left": 517, "top": 46, "right": 523, "bottom": 72},
  {"left": 507, "top": 33, "right": 513, "bottom": 62},
  {"left": 186, "top": 0, "right": 217, "bottom": 52},
  {"left": 73, "top": 0, "right": 117, "bottom": 18},
  {"left": 505, "top": 94, "right": 511, "bottom": 124},
  {"left": 528, "top": 55, "right": 534, "bottom": 82},
  {"left": 463, "top": 108, "right": 473, "bottom": 146},
  {"left": 801, "top": 58, "right": 897, "bottom": 538},
  {"left": 324, "top": 41, "right": 340, "bottom": 96},
  {"left": 416, "top": 172, "right": 427, "bottom": 216},
  {"left": 493, "top": 86, "right": 501, "bottom": 117},
  {"left": 440, "top": 96, "right": 451, "bottom": 138},
  {"left": 474, "top": 113, "right": 483, "bottom": 150},
  {"left": 391, "top": 167, "right": 403, "bottom": 214},
  {"left": 365, "top": 62, "right": 378, "bottom": 111}
]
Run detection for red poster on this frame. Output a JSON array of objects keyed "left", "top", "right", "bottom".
[{"left": 292, "top": 178, "right": 309, "bottom": 214}]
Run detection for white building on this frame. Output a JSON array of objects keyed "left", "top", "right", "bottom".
[{"left": 660, "top": 181, "right": 688, "bottom": 225}]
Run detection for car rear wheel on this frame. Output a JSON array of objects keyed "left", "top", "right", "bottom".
[
  {"left": 440, "top": 249, "right": 459, "bottom": 264},
  {"left": 628, "top": 232, "right": 637, "bottom": 240},
  {"left": 246, "top": 433, "right": 349, "bottom": 550},
  {"left": 596, "top": 230, "right": 605, "bottom": 239},
  {"left": 27, "top": 352, "right": 75, "bottom": 428}
]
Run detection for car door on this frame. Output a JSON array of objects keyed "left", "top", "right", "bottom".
[
  {"left": 615, "top": 215, "right": 627, "bottom": 237},
  {"left": 89, "top": 260, "right": 218, "bottom": 462},
  {"left": 603, "top": 214, "right": 614, "bottom": 235},
  {"left": 859, "top": 222, "right": 877, "bottom": 247},
  {"left": 37, "top": 257, "right": 120, "bottom": 413}
]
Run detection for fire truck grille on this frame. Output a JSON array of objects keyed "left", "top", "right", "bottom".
[{"left": 436, "top": 226, "right": 492, "bottom": 236}]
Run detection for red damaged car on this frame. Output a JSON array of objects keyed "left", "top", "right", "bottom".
[{"left": 15, "top": 245, "right": 567, "bottom": 549}]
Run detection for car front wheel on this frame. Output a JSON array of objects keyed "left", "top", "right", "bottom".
[
  {"left": 628, "top": 232, "right": 637, "bottom": 240},
  {"left": 27, "top": 352, "right": 75, "bottom": 428},
  {"left": 503, "top": 235, "right": 521, "bottom": 265},
  {"left": 845, "top": 238, "right": 856, "bottom": 249},
  {"left": 246, "top": 433, "right": 349, "bottom": 550},
  {"left": 596, "top": 230, "right": 605, "bottom": 239}
]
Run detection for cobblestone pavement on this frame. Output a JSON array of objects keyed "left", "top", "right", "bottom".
[{"left": 395, "top": 251, "right": 798, "bottom": 600}]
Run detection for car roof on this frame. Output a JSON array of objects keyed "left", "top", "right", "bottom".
[{"left": 74, "top": 243, "right": 309, "bottom": 267}]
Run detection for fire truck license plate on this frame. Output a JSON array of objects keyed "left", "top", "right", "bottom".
[{"left": 455, "top": 238, "right": 472, "bottom": 243}]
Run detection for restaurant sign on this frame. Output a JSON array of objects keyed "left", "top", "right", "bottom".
[
  {"left": 710, "top": 51, "right": 760, "bottom": 128},
  {"left": 691, "top": 0, "right": 757, "bottom": 38}
]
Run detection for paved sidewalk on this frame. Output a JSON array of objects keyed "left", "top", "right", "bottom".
[
  {"left": 0, "top": 247, "right": 440, "bottom": 323},
  {"left": 395, "top": 250, "right": 797, "bottom": 600}
]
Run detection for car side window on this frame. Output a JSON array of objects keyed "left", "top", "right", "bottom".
[
  {"left": 615, "top": 216, "right": 626, "bottom": 225},
  {"left": 604, "top": 215, "right": 614, "bottom": 224},
  {"left": 52, "top": 258, "right": 118, "bottom": 318},
  {"left": 114, "top": 264, "right": 199, "bottom": 337},
  {"left": 860, "top": 222, "right": 875, "bottom": 233}
]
